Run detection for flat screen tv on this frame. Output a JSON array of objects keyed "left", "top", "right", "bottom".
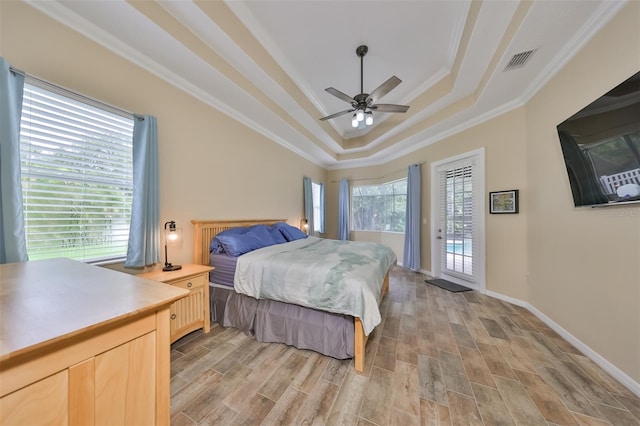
[{"left": 556, "top": 71, "right": 640, "bottom": 207}]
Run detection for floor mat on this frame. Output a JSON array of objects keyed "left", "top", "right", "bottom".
[{"left": 425, "top": 278, "right": 471, "bottom": 292}]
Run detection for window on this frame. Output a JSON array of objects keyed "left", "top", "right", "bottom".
[
  {"left": 351, "top": 179, "right": 407, "bottom": 232},
  {"left": 19, "top": 80, "right": 134, "bottom": 263},
  {"left": 312, "top": 181, "right": 324, "bottom": 233}
]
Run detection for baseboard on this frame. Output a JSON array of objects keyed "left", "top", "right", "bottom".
[
  {"left": 419, "top": 268, "right": 433, "bottom": 277},
  {"left": 484, "top": 290, "right": 640, "bottom": 398},
  {"left": 485, "top": 290, "right": 529, "bottom": 308}
]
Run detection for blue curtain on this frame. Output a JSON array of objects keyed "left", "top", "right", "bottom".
[
  {"left": 403, "top": 164, "right": 421, "bottom": 270},
  {"left": 303, "top": 176, "right": 314, "bottom": 236},
  {"left": 338, "top": 179, "right": 349, "bottom": 240},
  {"left": 0, "top": 57, "right": 28, "bottom": 264},
  {"left": 125, "top": 115, "right": 160, "bottom": 267}
]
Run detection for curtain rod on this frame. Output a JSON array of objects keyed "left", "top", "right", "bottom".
[
  {"left": 330, "top": 162, "right": 424, "bottom": 183},
  {"left": 9, "top": 66, "right": 134, "bottom": 119}
]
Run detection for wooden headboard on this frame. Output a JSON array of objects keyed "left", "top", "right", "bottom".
[{"left": 191, "top": 219, "right": 286, "bottom": 266}]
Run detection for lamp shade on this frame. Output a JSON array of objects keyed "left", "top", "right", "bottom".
[
  {"left": 365, "top": 111, "right": 373, "bottom": 125},
  {"left": 300, "top": 219, "right": 309, "bottom": 233},
  {"left": 166, "top": 228, "right": 181, "bottom": 245}
]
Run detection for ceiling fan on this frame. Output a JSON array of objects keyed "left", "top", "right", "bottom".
[{"left": 320, "top": 45, "right": 410, "bottom": 128}]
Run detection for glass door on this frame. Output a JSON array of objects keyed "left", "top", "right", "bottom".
[
  {"left": 431, "top": 149, "right": 485, "bottom": 290},
  {"left": 442, "top": 165, "right": 474, "bottom": 278}
]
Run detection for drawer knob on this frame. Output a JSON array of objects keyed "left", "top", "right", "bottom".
[
  {"left": 171, "top": 314, "right": 176, "bottom": 320},
  {"left": 187, "top": 282, "right": 193, "bottom": 288}
]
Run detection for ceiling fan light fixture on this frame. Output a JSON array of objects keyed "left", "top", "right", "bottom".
[
  {"left": 319, "top": 45, "right": 409, "bottom": 125},
  {"left": 365, "top": 111, "right": 373, "bottom": 126}
]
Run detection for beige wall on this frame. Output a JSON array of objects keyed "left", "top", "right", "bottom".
[
  {"left": 525, "top": 2, "right": 640, "bottom": 383},
  {"left": 2, "top": 0, "right": 638, "bottom": 385},
  {"left": 0, "top": 1, "right": 326, "bottom": 271}
]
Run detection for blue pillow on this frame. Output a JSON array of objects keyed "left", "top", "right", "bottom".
[
  {"left": 267, "top": 224, "right": 288, "bottom": 245},
  {"left": 210, "top": 227, "right": 249, "bottom": 254},
  {"left": 275, "top": 222, "right": 308, "bottom": 241},
  {"left": 216, "top": 225, "right": 275, "bottom": 257}
]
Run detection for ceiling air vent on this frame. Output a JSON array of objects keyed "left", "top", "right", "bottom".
[{"left": 504, "top": 49, "right": 537, "bottom": 71}]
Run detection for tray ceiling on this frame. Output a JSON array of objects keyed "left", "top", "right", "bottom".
[{"left": 26, "top": 0, "right": 627, "bottom": 168}]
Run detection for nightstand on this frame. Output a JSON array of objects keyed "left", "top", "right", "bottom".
[{"left": 139, "top": 264, "right": 213, "bottom": 343}]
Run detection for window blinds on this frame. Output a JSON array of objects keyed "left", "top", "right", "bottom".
[{"left": 19, "top": 81, "right": 134, "bottom": 262}]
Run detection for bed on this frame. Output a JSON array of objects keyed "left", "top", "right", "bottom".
[{"left": 192, "top": 219, "right": 395, "bottom": 372}]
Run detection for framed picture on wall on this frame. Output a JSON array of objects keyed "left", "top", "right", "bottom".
[{"left": 489, "top": 189, "right": 519, "bottom": 214}]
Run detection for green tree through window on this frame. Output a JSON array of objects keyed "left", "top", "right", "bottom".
[{"left": 351, "top": 179, "right": 407, "bottom": 232}]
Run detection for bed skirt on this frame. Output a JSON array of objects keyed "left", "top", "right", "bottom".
[{"left": 210, "top": 284, "right": 355, "bottom": 359}]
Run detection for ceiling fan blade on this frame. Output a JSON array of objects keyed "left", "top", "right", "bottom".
[
  {"left": 366, "top": 76, "right": 402, "bottom": 104},
  {"left": 320, "top": 108, "right": 355, "bottom": 121},
  {"left": 325, "top": 87, "right": 356, "bottom": 104},
  {"left": 371, "top": 103, "right": 410, "bottom": 113}
]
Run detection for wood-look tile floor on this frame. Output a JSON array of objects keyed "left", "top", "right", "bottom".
[{"left": 170, "top": 267, "right": 639, "bottom": 425}]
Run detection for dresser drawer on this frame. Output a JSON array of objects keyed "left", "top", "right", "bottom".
[{"left": 170, "top": 273, "right": 206, "bottom": 290}]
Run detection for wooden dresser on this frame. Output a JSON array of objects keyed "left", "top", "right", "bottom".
[
  {"left": 0, "top": 258, "right": 188, "bottom": 425},
  {"left": 138, "top": 264, "right": 214, "bottom": 343}
]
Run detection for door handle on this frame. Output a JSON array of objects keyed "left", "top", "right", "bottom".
[{"left": 436, "top": 236, "right": 442, "bottom": 239}]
